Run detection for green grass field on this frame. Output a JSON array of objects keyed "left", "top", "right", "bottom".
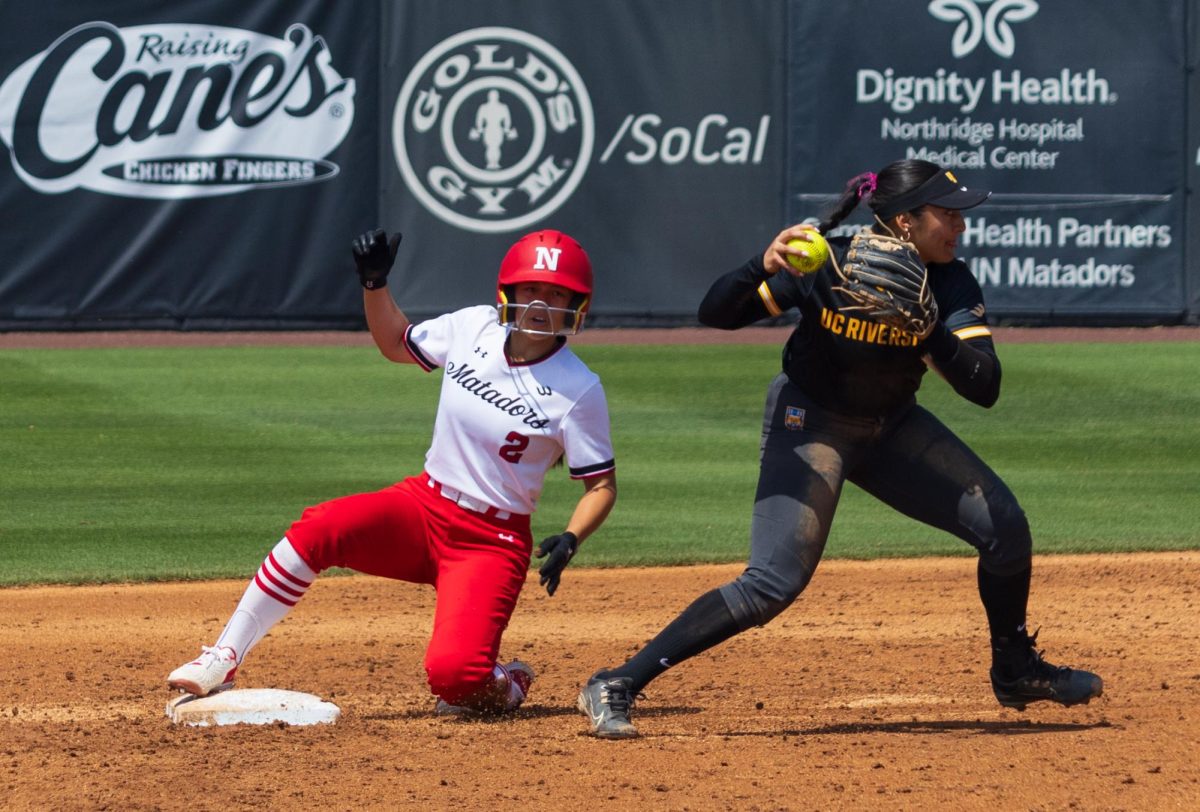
[{"left": 2, "top": 341, "right": 1198, "bottom": 586}]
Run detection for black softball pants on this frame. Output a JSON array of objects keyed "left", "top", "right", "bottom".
[{"left": 719, "top": 372, "right": 1032, "bottom": 630}]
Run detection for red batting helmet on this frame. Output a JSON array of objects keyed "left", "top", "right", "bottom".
[{"left": 496, "top": 230, "right": 593, "bottom": 335}]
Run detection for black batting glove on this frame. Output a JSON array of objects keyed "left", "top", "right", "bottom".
[
  {"left": 534, "top": 531, "right": 578, "bottom": 596},
  {"left": 351, "top": 228, "right": 401, "bottom": 290}
]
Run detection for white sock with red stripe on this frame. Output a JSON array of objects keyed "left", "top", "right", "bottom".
[{"left": 214, "top": 537, "right": 316, "bottom": 662}]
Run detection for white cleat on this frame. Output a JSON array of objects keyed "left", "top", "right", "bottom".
[{"left": 168, "top": 645, "right": 238, "bottom": 697}]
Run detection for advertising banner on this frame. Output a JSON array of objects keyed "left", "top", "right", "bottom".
[
  {"left": 1188, "top": 3, "right": 1200, "bottom": 323},
  {"left": 379, "top": 0, "right": 787, "bottom": 322},
  {"left": 788, "top": 0, "right": 1189, "bottom": 322},
  {"left": 0, "top": 0, "right": 377, "bottom": 329},
  {"left": 0, "top": 1, "right": 1194, "bottom": 329}
]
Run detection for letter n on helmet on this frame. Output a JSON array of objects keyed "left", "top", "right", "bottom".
[{"left": 496, "top": 230, "right": 592, "bottom": 335}]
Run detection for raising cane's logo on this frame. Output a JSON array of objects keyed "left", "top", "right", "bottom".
[
  {"left": 0, "top": 22, "right": 355, "bottom": 198},
  {"left": 392, "top": 27, "right": 594, "bottom": 233}
]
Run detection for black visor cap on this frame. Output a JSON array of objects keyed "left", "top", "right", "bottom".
[{"left": 874, "top": 171, "right": 991, "bottom": 220}]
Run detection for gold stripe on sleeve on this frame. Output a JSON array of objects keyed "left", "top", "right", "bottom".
[
  {"left": 954, "top": 325, "right": 993, "bottom": 341},
  {"left": 757, "top": 281, "right": 782, "bottom": 317}
]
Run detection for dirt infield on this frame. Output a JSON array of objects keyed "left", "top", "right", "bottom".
[{"left": 3, "top": 552, "right": 1198, "bottom": 810}]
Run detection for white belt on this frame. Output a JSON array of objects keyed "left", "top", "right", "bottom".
[{"left": 428, "top": 477, "right": 511, "bottom": 520}]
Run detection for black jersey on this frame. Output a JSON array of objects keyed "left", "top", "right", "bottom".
[{"left": 699, "top": 234, "right": 999, "bottom": 418}]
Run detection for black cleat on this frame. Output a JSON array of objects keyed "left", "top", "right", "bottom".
[{"left": 990, "top": 631, "right": 1103, "bottom": 711}]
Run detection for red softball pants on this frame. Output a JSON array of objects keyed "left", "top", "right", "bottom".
[{"left": 284, "top": 473, "right": 533, "bottom": 704}]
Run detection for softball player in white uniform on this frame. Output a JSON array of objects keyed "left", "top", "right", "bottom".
[{"left": 168, "top": 229, "right": 616, "bottom": 715}]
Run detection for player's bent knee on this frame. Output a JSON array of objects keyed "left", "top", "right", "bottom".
[
  {"left": 959, "top": 486, "right": 1031, "bottom": 575},
  {"left": 284, "top": 507, "right": 347, "bottom": 573},
  {"left": 979, "top": 503, "right": 1032, "bottom": 576},
  {"left": 424, "top": 651, "right": 494, "bottom": 703},
  {"left": 719, "top": 569, "right": 809, "bottom": 630}
]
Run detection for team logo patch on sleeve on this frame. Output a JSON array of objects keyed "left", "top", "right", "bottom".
[{"left": 784, "top": 406, "right": 806, "bottom": 431}]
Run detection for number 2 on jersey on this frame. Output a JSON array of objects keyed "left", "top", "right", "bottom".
[{"left": 499, "top": 431, "right": 529, "bottom": 463}]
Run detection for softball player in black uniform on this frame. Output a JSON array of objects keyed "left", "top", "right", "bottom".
[{"left": 578, "top": 159, "right": 1103, "bottom": 739}]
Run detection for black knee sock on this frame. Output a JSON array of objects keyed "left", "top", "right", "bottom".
[
  {"left": 601, "top": 589, "right": 741, "bottom": 693},
  {"left": 977, "top": 560, "right": 1031, "bottom": 657}
]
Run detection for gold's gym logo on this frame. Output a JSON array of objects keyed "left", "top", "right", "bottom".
[
  {"left": 0, "top": 22, "right": 354, "bottom": 198},
  {"left": 392, "top": 27, "right": 593, "bottom": 233}
]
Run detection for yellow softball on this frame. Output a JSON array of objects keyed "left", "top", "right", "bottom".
[{"left": 785, "top": 232, "right": 829, "bottom": 275}]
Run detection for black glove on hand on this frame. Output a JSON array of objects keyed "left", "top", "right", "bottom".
[
  {"left": 351, "top": 229, "right": 401, "bottom": 290},
  {"left": 534, "top": 531, "right": 578, "bottom": 596}
]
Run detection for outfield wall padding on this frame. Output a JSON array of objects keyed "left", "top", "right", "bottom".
[{"left": 0, "top": 0, "right": 1195, "bottom": 328}]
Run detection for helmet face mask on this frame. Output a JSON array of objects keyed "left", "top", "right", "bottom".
[
  {"left": 498, "top": 290, "right": 589, "bottom": 336},
  {"left": 496, "top": 230, "right": 592, "bottom": 336}
]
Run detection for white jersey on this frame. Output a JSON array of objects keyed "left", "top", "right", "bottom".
[{"left": 403, "top": 305, "right": 615, "bottom": 515}]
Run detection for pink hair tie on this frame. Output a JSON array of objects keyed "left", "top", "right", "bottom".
[{"left": 856, "top": 172, "right": 877, "bottom": 200}]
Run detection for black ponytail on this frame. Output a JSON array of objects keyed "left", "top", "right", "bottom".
[
  {"left": 818, "top": 159, "right": 944, "bottom": 233},
  {"left": 817, "top": 171, "right": 874, "bottom": 234}
]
